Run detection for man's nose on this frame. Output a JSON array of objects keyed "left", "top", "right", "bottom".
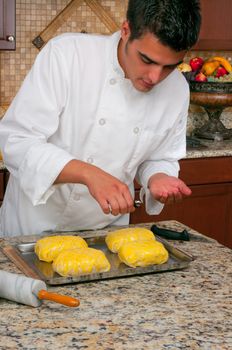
[{"left": 147, "top": 65, "right": 163, "bottom": 83}]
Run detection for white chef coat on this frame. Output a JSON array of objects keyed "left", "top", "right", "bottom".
[{"left": 0, "top": 31, "right": 189, "bottom": 236}]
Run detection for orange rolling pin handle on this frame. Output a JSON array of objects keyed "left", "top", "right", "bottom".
[{"left": 38, "top": 290, "right": 80, "bottom": 307}]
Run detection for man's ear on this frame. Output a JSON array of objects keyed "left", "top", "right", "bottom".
[{"left": 121, "top": 20, "right": 131, "bottom": 41}]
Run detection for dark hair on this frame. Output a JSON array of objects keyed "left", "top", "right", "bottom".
[{"left": 126, "top": 0, "right": 201, "bottom": 51}]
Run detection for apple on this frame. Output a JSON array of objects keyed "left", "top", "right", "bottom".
[
  {"left": 215, "top": 66, "right": 228, "bottom": 78},
  {"left": 190, "top": 57, "right": 204, "bottom": 72},
  {"left": 195, "top": 72, "right": 207, "bottom": 82}
]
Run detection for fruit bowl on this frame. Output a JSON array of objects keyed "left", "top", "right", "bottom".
[
  {"left": 180, "top": 56, "right": 232, "bottom": 140},
  {"left": 189, "top": 82, "right": 232, "bottom": 140},
  {"left": 189, "top": 81, "right": 232, "bottom": 94}
]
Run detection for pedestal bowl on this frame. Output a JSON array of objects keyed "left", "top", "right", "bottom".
[{"left": 190, "top": 81, "right": 232, "bottom": 140}]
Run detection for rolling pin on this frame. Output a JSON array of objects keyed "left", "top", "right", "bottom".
[{"left": 0, "top": 271, "right": 80, "bottom": 307}]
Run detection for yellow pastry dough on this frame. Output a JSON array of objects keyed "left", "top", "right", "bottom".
[
  {"left": 52, "top": 247, "right": 111, "bottom": 277},
  {"left": 34, "top": 235, "right": 88, "bottom": 262},
  {"left": 118, "top": 240, "right": 169, "bottom": 268},
  {"left": 105, "top": 227, "right": 156, "bottom": 253}
]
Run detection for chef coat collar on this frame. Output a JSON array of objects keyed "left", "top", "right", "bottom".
[{"left": 111, "top": 31, "right": 125, "bottom": 78}]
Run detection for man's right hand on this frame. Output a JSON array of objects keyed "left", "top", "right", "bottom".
[{"left": 54, "top": 159, "right": 135, "bottom": 216}]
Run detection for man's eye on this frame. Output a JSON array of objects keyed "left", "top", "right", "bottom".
[{"left": 140, "top": 56, "right": 153, "bottom": 64}]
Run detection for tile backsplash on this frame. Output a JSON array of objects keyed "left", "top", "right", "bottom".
[
  {"left": 0, "top": 0, "right": 127, "bottom": 106},
  {"left": 0, "top": 0, "right": 232, "bottom": 130}
]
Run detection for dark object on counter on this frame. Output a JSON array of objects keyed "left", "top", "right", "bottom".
[
  {"left": 186, "top": 135, "right": 207, "bottom": 149},
  {"left": 151, "top": 224, "right": 190, "bottom": 241}
]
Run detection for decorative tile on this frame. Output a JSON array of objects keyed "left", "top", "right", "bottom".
[
  {"left": 0, "top": 0, "right": 126, "bottom": 106},
  {"left": 0, "top": 0, "right": 231, "bottom": 121}
]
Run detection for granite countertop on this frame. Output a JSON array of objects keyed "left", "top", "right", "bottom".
[
  {"left": 1, "top": 139, "right": 232, "bottom": 172},
  {"left": 0, "top": 220, "right": 232, "bottom": 349},
  {"left": 186, "top": 138, "right": 232, "bottom": 159}
]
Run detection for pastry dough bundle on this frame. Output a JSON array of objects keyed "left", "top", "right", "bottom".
[
  {"left": 35, "top": 235, "right": 111, "bottom": 276},
  {"left": 35, "top": 235, "right": 88, "bottom": 262},
  {"left": 105, "top": 227, "right": 168, "bottom": 268},
  {"left": 105, "top": 227, "right": 156, "bottom": 253},
  {"left": 118, "top": 240, "right": 169, "bottom": 268},
  {"left": 52, "top": 248, "right": 111, "bottom": 277}
]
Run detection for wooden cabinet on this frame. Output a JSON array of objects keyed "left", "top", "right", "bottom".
[
  {"left": 130, "top": 157, "right": 232, "bottom": 249},
  {"left": 0, "top": 0, "right": 16, "bottom": 50},
  {"left": 194, "top": 0, "right": 232, "bottom": 50}
]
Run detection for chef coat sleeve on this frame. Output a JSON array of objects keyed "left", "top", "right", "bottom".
[
  {"left": 0, "top": 40, "right": 75, "bottom": 205},
  {"left": 136, "top": 93, "right": 189, "bottom": 215}
]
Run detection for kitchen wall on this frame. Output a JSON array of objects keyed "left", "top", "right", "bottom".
[
  {"left": 0, "top": 0, "right": 232, "bottom": 134},
  {"left": 0, "top": 0, "right": 126, "bottom": 110}
]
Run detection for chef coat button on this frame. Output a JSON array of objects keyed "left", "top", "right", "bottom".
[
  {"left": 109, "top": 78, "right": 116, "bottom": 85},
  {"left": 87, "top": 157, "right": 94, "bottom": 164},
  {"left": 133, "top": 127, "right": 140, "bottom": 134},
  {"left": 99, "top": 118, "right": 106, "bottom": 125}
]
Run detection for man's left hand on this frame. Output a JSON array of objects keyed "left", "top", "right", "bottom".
[{"left": 148, "top": 172, "right": 192, "bottom": 205}]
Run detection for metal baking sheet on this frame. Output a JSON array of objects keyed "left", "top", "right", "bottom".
[{"left": 9, "top": 232, "right": 194, "bottom": 285}]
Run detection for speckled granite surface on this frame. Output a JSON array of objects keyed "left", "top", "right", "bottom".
[
  {"left": 0, "top": 139, "right": 232, "bottom": 172},
  {"left": 186, "top": 138, "right": 232, "bottom": 158},
  {"left": 0, "top": 221, "right": 232, "bottom": 350},
  {"left": 1, "top": 138, "right": 232, "bottom": 172}
]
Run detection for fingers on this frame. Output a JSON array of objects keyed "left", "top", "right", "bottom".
[
  {"left": 122, "top": 191, "right": 136, "bottom": 213},
  {"left": 158, "top": 194, "right": 168, "bottom": 204},
  {"left": 100, "top": 193, "right": 135, "bottom": 216},
  {"left": 86, "top": 167, "right": 135, "bottom": 216},
  {"left": 149, "top": 174, "right": 192, "bottom": 205},
  {"left": 158, "top": 188, "right": 185, "bottom": 205},
  {"left": 179, "top": 182, "right": 192, "bottom": 196},
  {"left": 108, "top": 197, "right": 121, "bottom": 216},
  {"left": 106, "top": 195, "right": 135, "bottom": 216},
  {"left": 101, "top": 200, "right": 113, "bottom": 215},
  {"left": 166, "top": 192, "right": 183, "bottom": 205},
  {"left": 174, "top": 191, "right": 183, "bottom": 202}
]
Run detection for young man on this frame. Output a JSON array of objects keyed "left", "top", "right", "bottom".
[{"left": 0, "top": 0, "right": 201, "bottom": 236}]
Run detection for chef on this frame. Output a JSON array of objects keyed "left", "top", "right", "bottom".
[{"left": 0, "top": 0, "right": 201, "bottom": 236}]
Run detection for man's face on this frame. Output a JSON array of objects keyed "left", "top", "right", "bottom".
[{"left": 118, "top": 21, "right": 187, "bottom": 92}]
